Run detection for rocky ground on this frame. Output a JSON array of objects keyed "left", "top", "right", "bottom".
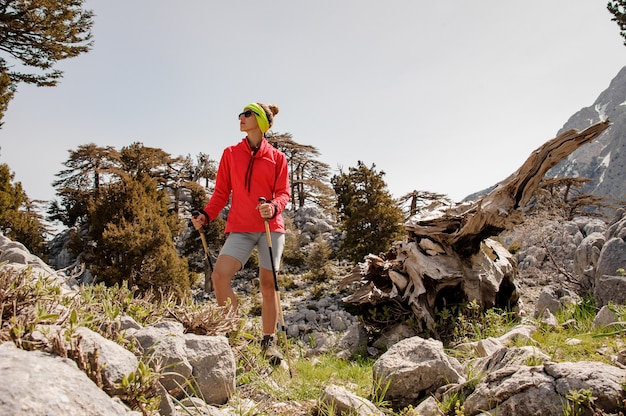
[{"left": 7, "top": 208, "right": 616, "bottom": 415}]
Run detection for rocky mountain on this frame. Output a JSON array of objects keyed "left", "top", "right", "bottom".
[
  {"left": 465, "top": 65, "right": 626, "bottom": 203},
  {"left": 548, "top": 64, "right": 626, "bottom": 201}
]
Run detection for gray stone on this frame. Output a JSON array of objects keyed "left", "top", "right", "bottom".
[
  {"left": 596, "top": 237, "right": 626, "bottom": 279},
  {"left": 593, "top": 305, "right": 617, "bottom": 328},
  {"left": 0, "top": 342, "right": 136, "bottom": 416},
  {"left": 319, "top": 384, "right": 383, "bottom": 416},
  {"left": 184, "top": 334, "right": 236, "bottom": 405},
  {"left": 131, "top": 321, "right": 193, "bottom": 396},
  {"left": 74, "top": 327, "right": 139, "bottom": 394},
  {"left": 595, "top": 274, "right": 626, "bottom": 308},
  {"left": 372, "top": 336, "right": 466, "bottom": 408}
]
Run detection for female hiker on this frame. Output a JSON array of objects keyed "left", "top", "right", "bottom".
[{"left": 191, "top": 102, "right": 290, "bottom": 364}]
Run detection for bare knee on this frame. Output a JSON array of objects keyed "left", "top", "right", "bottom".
[
  {"left": 259, "top": 270, "right": 275, "bottom": 296},
  {"left": 211, "top": 255, "right": 240, "bottom": 286},
  {"left": 260, "top": 283, "right": 275, "bottom": 300},
  {"left": 211, "top": 270, "right": 231, "bottom": 286}
]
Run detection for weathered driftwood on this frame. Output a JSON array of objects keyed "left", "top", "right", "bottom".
[{"left": 340, "top": 120, "right": 611, "bottom": 334}]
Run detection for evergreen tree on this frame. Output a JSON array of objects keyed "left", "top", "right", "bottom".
[
  {"left": 51, "top": 142, "right": 206, "bottom": 296},
  {"left": 194, "top": 152, "right": 218, "bottom": 189},
  {"left": 0, "top": 163, "right": 46, "bottom": 255},
  {"left": 608, "top": 1, "right": 626, "bottom": 45},
  {"left": 528, "top": 177, "right": 619, "bottom": 220},
  {"left": 120, "top": 142, "right": 174, "bottom": 180},
  {"left": 268, "top": 133, "right": 335, "bottom": 212},
  {"left": 331, "top": 161, "right": 405, "bottom": 263},
  {"left": 87, "top": 173, "right": 190, "bottom": 297},
  {"left": 49, "top": 143, "right": 121, "bottom": 227},
  {"left": 398, "top": 190, "right": 451, "bottom": 220},
  {"left": 0, "top": 71, "right": 14, "bottom": 128},
  {"left": 0, "top": 0, "right": 93, "bottom": 121},
  {"left": 119, "top": 142, "right": 196, "bottom": 214},
  {"left": 306, "top": 235, "right": 333, "bottom": 281},
  {"left": 162, "top": 154, "right": 194, "bottom": 214}
]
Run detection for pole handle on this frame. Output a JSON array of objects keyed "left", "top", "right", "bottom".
[{"left": 258, "top": 197, "right": 273, "bottom": 248}]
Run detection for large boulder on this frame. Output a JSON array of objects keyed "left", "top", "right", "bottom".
[
  {"left": 0, "top": 342, "right": 137, "bottom": 416},
  {"left": 128, "top": 320, "right": 235, "bottom": 405},
  {"left": 130, "top": 321, "right": 193, "bottom": 396},
  {"left": 372, "top": 336, "right": 466, "bottom": 409},
  {"left": 71, "top": 326, "right": 139, "bottom": 395},
  {"left": 0, "top": 233, "right": 69, "bottom": 289},
  {"left": 574, "top": 231, "right": 605, "bottom": 291},
  {"left": 596, "top": 237, "right": 626, "bottom": 279},
  {"left": 592, "top": 209, "right": 626, "bottom": 307},
  {"left": 464, "top": 365, "right": 564, "bottom": 416},
  {"left": 184, "top": 333, "right": 236, "bottom": 405},
  {"left": 463, "top": 361, "right": 626, "bottom": 416}
]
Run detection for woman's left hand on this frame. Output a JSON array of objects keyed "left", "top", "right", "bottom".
[{"left": 258, "top": 202, "right": 274, "bottom": 219}]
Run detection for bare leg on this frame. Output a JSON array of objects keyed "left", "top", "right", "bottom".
[
  {"left": 211, "top": 255, "right": 241, "bottom": 310},
  {"left": 259, "top": 266, "right": 278, "bottom": 335}
]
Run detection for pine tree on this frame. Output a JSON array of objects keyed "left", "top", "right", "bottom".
[
  {"left": 0, "top": 71, "right": 14, "bottom": 127},
  {"left": 268, "top": 133, "right": 335, "bottom": 212},
  {"left": 87, "top": 174, "right": 191, "bottom": 297},
  {"left": 398, "top": 190, "right": 451, "bottom": 220},
  {"left": 49, "top": 143, "right": 121, "bottom": 227},
  {"left": 306, "top": 235, "right": 333, "bottom": 281},
  {"left": 49, "top": 141, "right": 295, "bottom": 296},
  {"left": 194, "top": 152, "right": 218, "bottom": 188},
  {"left": 608, "top": 1, "right": 626, "bottom": 46},
  {"left": 0, "top": 0, "right": 93, "bottom": 122},
  {"left": 331, "top": 161, "right": 405, "bottom": 263},
  {"left": 527, "top": 177, "right": 619, "bottom": 220},
  {"left": 0, "top": 163, "right": 46, "bottom": 255}
]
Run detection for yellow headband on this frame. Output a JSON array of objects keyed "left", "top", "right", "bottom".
[{"left": 244, "top": 103, "right": 270, "bottom": 134}]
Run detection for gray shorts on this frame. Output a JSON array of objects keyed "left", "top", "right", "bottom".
[{"left": 220, "top": 232, "right": 285, "bottom": 270}]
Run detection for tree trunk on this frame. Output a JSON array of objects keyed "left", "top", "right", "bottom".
[{"left": 340, "top": 120, "right": 610, "bottom": 336}]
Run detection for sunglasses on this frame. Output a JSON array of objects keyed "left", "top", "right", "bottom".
[{"left": 238, "top": 109, "right": 259, "bottom": 119}]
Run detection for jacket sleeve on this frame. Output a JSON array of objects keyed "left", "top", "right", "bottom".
[
  {"left": 204, "top": 148, "right": 232, "bottom": 220},
  {"left": 271, "top": 150, "right": 290, "bottom": 215}
]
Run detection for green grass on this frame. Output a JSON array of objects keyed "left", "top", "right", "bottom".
[
  {"left": 518, "top": 297, "right": 626, "bottom": 364},
  {"left": 6, "top": 266, "right": 626, "bottom": 415},
  {"left": 233, "top": 334, "right": 375, "bottom": 402}
]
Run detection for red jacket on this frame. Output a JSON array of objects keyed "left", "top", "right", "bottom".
[{"left": 204, "top": 137, "right": 290, "bottom": 234}]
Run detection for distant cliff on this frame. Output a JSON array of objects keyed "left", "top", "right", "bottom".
[
  {"left": 465, "top": 65, "right": 626, "bottom": 202},
  {"left": 548, "top": 65, "right": 626, "bottom": 201}
]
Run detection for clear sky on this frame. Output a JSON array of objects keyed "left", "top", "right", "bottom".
[{"left": 2, "top": 1, "right": 625, "bottom": 208}]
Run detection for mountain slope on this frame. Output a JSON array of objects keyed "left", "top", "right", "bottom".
[
  {"left": 464, "top": 65, "right": 626, "bottom": 202},
  {"left": 547, "top": 65, "right": 626, "bottom": 200}
]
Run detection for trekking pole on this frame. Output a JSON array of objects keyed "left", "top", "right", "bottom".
[
  {"left": 258, "top": 197, "right": 292, "bottom": 376},
  {"left": 192, "top": 210, "right": 213, "bottom": 293},
  {"left": 199, "top": 231, "right": 214, "bottom": 293}
]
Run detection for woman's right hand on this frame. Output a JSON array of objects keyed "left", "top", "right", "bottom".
[{"left": 191, "top": 210, "right": 208, "bottom": 230}]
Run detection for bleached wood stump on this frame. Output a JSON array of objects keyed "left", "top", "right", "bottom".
[{"left": 340, "top": 120, "right": 611, "bottom": 334}]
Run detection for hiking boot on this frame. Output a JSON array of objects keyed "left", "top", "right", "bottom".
[{"left": 260, "top": 334, "right": 283, "bottom": 365}]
